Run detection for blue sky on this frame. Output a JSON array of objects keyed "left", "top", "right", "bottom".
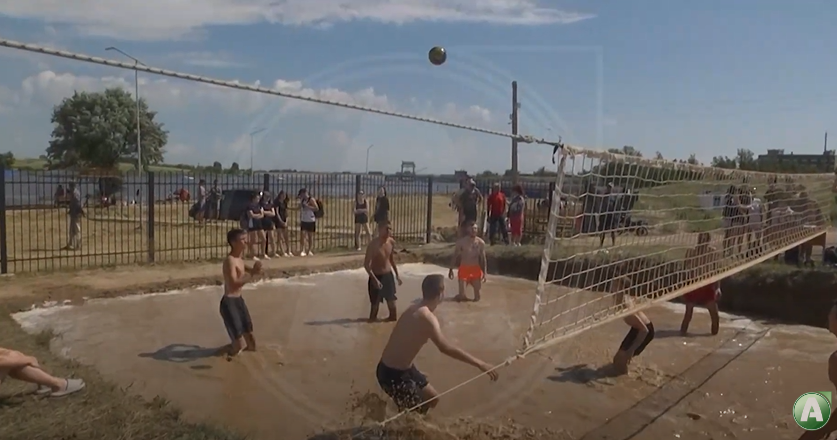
[{"left": 0, "top": 0, "right": 835, "bottom": 174}]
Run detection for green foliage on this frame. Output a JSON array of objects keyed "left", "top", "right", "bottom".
[
  {"left": 46, "top": 88, "right": 168, "bottom": 170},
  {"left": 0, "top": 151, "right": 14, "bottom": 168}
]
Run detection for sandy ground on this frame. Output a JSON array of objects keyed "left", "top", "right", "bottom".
[{"left": 11, "top": 262, "right": 835, "bottom": 440}]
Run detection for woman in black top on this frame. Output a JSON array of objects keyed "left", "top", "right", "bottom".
[
  {"left": 272, "top": 190, "right": 291, "bottom": 257},
  {"left": 260, "top": 193, "right": 276, "bottom": 258},
  {"left": 373, "top": 186, "right": 390, "bottom": 233},
  {"left": 240, "top": 192, "right": 264, "bottom": 260},
  {"left": 353, "top": 190, "right": 372, "bottom": 250}
]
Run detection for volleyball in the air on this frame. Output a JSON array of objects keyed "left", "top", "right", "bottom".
[{"left": 428, "top": 46, "right": 447, "bottom": 65}]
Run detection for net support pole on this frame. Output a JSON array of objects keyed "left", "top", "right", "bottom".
[{"left": 521, "top": 147, "right": 568, "bottom": 351}]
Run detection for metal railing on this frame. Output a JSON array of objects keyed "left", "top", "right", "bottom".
[{"left": 0, "top": 167, "right": 435, "bottom": 273}]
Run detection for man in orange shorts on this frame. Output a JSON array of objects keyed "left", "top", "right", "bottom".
[{"left": 448, "top": 221, "right": 487, "bottom": 301}]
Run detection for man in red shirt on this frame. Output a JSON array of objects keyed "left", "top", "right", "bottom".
[{"left": 486, "top": 183, "right": 509, "bottom": 245}]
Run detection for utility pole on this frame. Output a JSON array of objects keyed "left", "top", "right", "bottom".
[
  {"left": 825, "top": 131, "right": 828, "bottom": 153},
  {"left": 511, "top": 81, "right": 519, "bottom": 184}
]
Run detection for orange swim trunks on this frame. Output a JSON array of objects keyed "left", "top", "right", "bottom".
[{"left": 457, "top": 265, "right": 483, "bottom": 282}]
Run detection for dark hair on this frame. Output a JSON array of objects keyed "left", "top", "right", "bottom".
[
  {"left": 421, "top": 274, "right": 445, "bottom": 300},
  {"left": 512, "top": 184, "right": 524, "bottom": 195},
  {"left": 378, "top": 186, "right": 387, "bottom": 197},
  {"left": 226, "top": 228, "right": 246, "bottom": 246}
]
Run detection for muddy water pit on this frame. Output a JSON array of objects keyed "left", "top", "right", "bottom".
[{"left": 12, "top": 264, "right": 833, "bottom": 439}]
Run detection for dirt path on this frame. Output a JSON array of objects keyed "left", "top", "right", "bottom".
[{"left": 0, "top": 251, "right": 405, "bottom": 308}]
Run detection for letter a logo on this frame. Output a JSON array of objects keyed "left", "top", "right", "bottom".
[{"left": 794, "top": 392, "right": 832, "bottom": 431}]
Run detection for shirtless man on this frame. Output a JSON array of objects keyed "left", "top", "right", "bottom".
[
  {"left": 448, "top": 221, "right": 487, "bottom": 302},
  {"left": 798, "top": 300, "right": 837, "bottom": 439},
  {"left": 376, "top": 274, "right": 499, "bottom": 413},
  {"left": 611, "top": 277, "right": 655, "bottom": 375},
  {"left": 221, "top": 228, "right": 263, "bottom": 358},
  {"left": 365, "top": 221, "right": 403, "bottom": 322},
  {"left": 680, "top": 232, "right": 721, "bottom": 336}
]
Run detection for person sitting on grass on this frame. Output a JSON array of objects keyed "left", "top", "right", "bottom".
[{"left": 0, "top": 347, "right": 85, "bottom": 397}]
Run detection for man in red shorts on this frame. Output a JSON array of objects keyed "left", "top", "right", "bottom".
[{"left": 680, "top": 232, "right": 721, "bottom": 335}]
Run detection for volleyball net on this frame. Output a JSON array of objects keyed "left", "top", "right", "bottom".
[{"left": 521, "top": 146, "right": 834, "bottom": 354}]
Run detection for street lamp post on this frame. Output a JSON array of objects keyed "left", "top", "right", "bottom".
[
  {"left": 365, "top": 144, "right": 374, "bottom": 173},
  {"left": 106, "top": 46, "right": 145, "bottom": 231},
  {"left": 250, "top": 128, "right": 266, "bottom": 175}
]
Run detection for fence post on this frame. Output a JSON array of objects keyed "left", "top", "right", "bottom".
[
  {"left": 146, "top": 171, "right": 155, "bottom": 263},
  {"left": 262, "top": 173, "right": 270, "bottom": 193},
  {"left": 0, "top": 165, "right": 7, "bottom": 274},
  {"left": 354, "top": 174, "right": 362, "bottom": 249},
  {"left": 425, "top": 176, "right": 433, "bottom": 244}
]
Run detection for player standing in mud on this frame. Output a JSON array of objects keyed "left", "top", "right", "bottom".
[
  {"left": 611, "top": 277, "right": 655, "bottom": 375},
  {"left": 365, "top": 221, "right": 403, "bottom": 322},
  {"left": 797, "top": 300, "right": 837, "bottom": 439},
  {"left": 448, "top": 221, "right": 487, "bottom": 302},
  {"left": 376, "top": 274, "right": 498, "bottom": 414},
  {"left": 220, "top": 228, "right": 263, "bottom": 359},
  {"left": 680, "top": 232, "right": 722, "bottom": 336}
]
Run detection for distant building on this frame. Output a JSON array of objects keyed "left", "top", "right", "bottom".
[{"left": 756, "top": 148, "right": 835, "bottom": 172}]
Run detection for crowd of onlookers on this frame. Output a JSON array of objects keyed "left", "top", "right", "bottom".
[{"left": 449, "top": 179, "right": 527, "bottom": 246}]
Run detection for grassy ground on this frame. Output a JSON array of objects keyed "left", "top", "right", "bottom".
[
  {"left": 10, "top": 158, "right": 189, "bottom": 173},
  {"left": 4, "top": 195, "right": 459, "bottom": 273}
]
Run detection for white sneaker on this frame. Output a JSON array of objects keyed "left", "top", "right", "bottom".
[
  {"left": 307, "top": 251, "right": 314, "bottom": 256},
  {"left": 252, "top": 256, "right": 260, "bottom": 261},
  {"left": 284, "top": 253, "right": 292, "bottom": 257},
  {"left": 300, "top": 251, "right": 308, "bottom": 257},
  {"left": 356, "top": 247, "right": 362, "bottom": 251},
  {"left": 262, "top": 255, "right": 271, "bottom": 260}
]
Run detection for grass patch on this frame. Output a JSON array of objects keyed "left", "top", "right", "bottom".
[{"left": 0, "top": 305, "right": 247, "bottom": 440}]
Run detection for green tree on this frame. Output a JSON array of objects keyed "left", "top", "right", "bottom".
[
  {"left": 229, "top": 162, "right": 240, "bottom": 174},
  {"left": 45, "top": 88, "right": 167, "bottom": 170},
  {"left": 607, "top": 146, "right": 643, "bottom": 157},
  {"left": 687, "top": 153, "right": 698, "bottom": 165},
  {"left": 654, "top": 151, "right": 664, "bottom": 160},
  {"left": 477, "top": 170, "right": 498, "bottom": 177},
  {"left": 0, "top": 151, "right": 14, "bottom": 168},
  {"left": 711, "top": 156, "right": 737, "bottom": 169},
  {"left": 736, "top": 149, "right": 756, "bottom": 170},
  {"left": 212, "top": 161, "right": 223, "bottom": 172}
]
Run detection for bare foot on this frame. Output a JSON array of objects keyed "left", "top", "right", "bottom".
[{"left": 244, "top": 346, "right": 257, "bottom": 352}]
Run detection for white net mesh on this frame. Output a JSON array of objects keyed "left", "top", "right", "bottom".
[{"left": 522, "top": 145, "right": 835, "bottom": 353}]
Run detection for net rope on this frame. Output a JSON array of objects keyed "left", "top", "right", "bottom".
[{"left": 4, "top": 36, "right": 834, "bottom": 434}]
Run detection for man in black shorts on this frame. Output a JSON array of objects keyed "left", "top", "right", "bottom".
[
  {"left": 365, "top": 221, "right": 402, "bottom": 322},
  {"left": 221, "top": 228, "right": 263, "bottom": 358},
  {"left": 376, "top": 274, "right": 498, "bottom": 413}
]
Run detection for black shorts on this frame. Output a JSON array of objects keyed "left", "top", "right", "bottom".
[
  {"left": 376, "top": 361, "right": 428, "bottom": 411},
  {"left": 219, "top": 295, "right": 253, "bottom": 341},
  {"left": 355, "top": 214, "right": 369, "bottom": 225},
  {"left": 301, "top": 221, "right": 316, "bottom": 233},
  {"left": 273, "top": 217, "right": 286, "bottom": 229},
  {"left": 244, "top": 219, "right": 262, "bottom": 232},
  {"left": 368, "top": 272, "right": 397, "bottom": 304},
  {"left": 618, "top": 322, "right": 655, "bottom": 357},
  {"left": 262, "top": 218, "right": 275, "bottom": 230}
]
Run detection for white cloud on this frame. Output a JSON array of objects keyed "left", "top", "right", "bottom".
[
  {"left": 11, "top": 70, "right": 393, "bottom": 117},
  {"left": 0, "top": 0, "right": 595, "bottom": 41},
  {"left": 167, "top": 51, "right": 248, "bottom": 69}
]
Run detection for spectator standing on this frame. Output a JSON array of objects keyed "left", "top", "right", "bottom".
[
  {"left": 64, "top": 182, "right": 84, "bottom": 251},
  {"left": 508, "top": 184, "right": 526, "bottom": 246},
  {"left": 374, "top": 186, "right": 390, "bottom": 233},
  {"left": 486, "top": 183, "right": 509, "bottom": 245},
  {"left": 298, "top": 188, "right": 318, "bottom": 256}
]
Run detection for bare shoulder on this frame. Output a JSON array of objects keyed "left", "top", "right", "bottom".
[
  {"left": 476, "top": 237, "right": 486, "bottom": 246},
  {"left": 829, "top": 350, "right": 837, "bottom": 365}
]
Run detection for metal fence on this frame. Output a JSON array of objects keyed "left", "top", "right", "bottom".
[{"left": 0, "top": 167, "right": 434, "bottom": 273}]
